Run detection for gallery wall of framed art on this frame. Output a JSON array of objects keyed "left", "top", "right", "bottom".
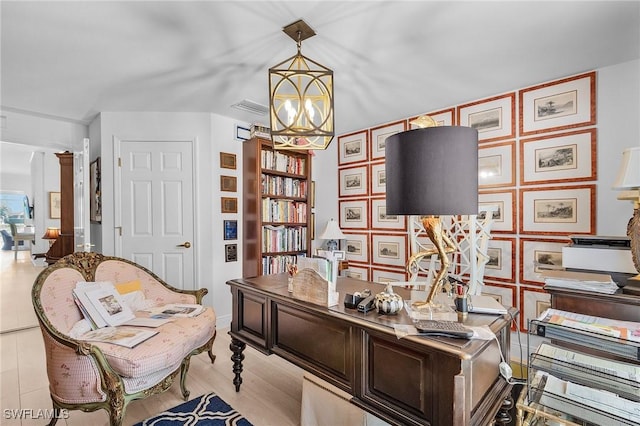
[{"left": 336, "top": 70, "right": 598, "bottom": 331}]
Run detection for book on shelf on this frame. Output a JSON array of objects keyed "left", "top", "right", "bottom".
[{"left": 78, "top": 326, "right": 158, "bottom": 348}]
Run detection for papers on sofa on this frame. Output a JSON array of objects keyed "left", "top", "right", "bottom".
[
  {"left": 78, "top": 326, "right": 158, "bottom": 348},
  {"left": 147, "top": 303, "right": 205, "bottom": 318}
]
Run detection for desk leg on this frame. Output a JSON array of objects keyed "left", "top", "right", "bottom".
[
  {"left": 230, "top": 338, "right": 246, "bottom": 392},
  {"left": 494, "top": 393, "right": 514, "bottom": 425}
]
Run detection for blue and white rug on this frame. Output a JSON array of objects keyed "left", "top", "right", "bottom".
[{"left": 134, "top": 393, "right": 253, "bottom": 426}]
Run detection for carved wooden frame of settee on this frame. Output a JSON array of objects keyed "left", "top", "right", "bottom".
[{"left": 32, "top": 252, "right": 217, "bottom": 426}]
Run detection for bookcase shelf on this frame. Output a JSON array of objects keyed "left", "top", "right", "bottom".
[
  {"left": 517, "top": 313, "right": 640, "bottom": 425},
  {"left": 243, "top": 137, "right": 312, "bottom": 277}
]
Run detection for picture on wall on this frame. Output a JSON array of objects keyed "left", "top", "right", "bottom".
[
  {"left": 457, "top": 93, "right": 515, "bottom": 142},
  {"left": 90, "top": 157, "right": 102, "bottom": 223},
  {"left": 478, "top": 189, "right": 516, "bottom": 233},
  {"left": 339, "top": 165, "right": 368, "bottom": 197},
  {"left": 520, "top": 128, "right": 597, "bottom": 185},
  {"left": 483, "top": 237, "right": 515, "bottom": 282},
  {"left": 343, "top": 232, "right": 369, "bottom": 263},
  {"left": 49, "top": 192, "right": 61, "bottom": 219},
  {"left": 223, "top": 220, "right": 237, "bottom": 240},
  {"left": 345, "top": 265, "right": 369, "bottom": 281},
  {"left": 339, "top": 199, "right": 369, "bottom": 230},
  {"left": 370, "top": 198, "right": 406, "bottom": 231},
  {"left": 371, "top": 268, "right": 407, "bottom": 283},
  {"left": 371, "top": 233, "right": 407, "bottom": 268},
  {"left": 221, "top": 197, "right": 238, "bottom": 213},
  {"left": 338, "top": 130, "right": 368, "bottom": 165},
  {"left": 520, "top": 286, "right": 551, "bottom": 331},
  {"left": 519, "top": 71, "right": 596, "bottom": 136},
  {"left": 370, "top": 162, "right": 386, "bottom": 195},
  {"left": 370, "top": 120, "right": 407, "bottom": 160},
  {"left": 220, "top": 152, "right": 237, "bottom": 169},
  {"left": 408, "top": 108, "right": 455, "bottom": 129},
  {"left": 519, "top": 238, "right": 568, "bottom": 285},
  {"left": 520, "top": 185, "right": 595, "bottom": 235},
  {"left": 220, "top": 175, "right": 237, "bottom": 192},
  {"left": 478, "top": 141, "right": 516, "bottom": 188}
]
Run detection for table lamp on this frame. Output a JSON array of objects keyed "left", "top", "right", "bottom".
[
  {"left": 319, "top": 218, "right": 346, "bottom": 251},
  {"left": 385, "top": 125, "right": 478, "bottom": 317},
  {"left": 612, "top": 146, "right": 640, "bottom": 281},
  {"left": 42, "top": 227, "right": 60, "bottom": 247}
]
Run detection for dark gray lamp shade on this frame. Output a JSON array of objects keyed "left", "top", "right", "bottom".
[{"left": 385, "top": 126, "right": 479, "bottom": 216}]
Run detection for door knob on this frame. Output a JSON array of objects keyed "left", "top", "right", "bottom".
[{"left": 177, "top": 242, "right": 191, "bottom": 248}]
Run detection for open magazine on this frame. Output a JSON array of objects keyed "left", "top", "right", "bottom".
[
  {"left": 147, "top": 303, "right": 205, "bottom": 318},
  {"left": 78, "top": 326, "right": 158, "bottom": 348}
]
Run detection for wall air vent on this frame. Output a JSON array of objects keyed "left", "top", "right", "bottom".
[{"left": 231, "top": 99, "right": 268, "bottom": 116}]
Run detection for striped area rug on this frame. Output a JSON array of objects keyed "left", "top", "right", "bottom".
[{"left": 134, "top": 393, "right": 253, "bottom": 426}]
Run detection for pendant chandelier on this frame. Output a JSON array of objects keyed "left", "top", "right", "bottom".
[{"left": 269, "top": 20, "right": 334, "bottom": 150}]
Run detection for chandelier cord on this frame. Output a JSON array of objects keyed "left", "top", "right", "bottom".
[{"left": 296, "top": 31, "right": 302, "bottom": 54}]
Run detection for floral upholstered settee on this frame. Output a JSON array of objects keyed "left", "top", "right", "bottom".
[{"left": 32, "top": 252, "right": 216, "bottom": 426}]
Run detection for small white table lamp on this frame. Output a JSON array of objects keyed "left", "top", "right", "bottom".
[
  {"left": 319, "top": 218, "right": 346, "bottom": 251},
  {"left": 613, "top": 146, "right": 640, "bottom": 281}
]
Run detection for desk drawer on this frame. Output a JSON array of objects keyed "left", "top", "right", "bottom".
[
  {"left": 272, "top": 303, "right": 354, "bottom": 391},
  {"left": 233, "top": 287, "right": 269, "bottom": 352}
]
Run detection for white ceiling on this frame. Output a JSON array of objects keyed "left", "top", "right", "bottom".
[{"left": 1, "top": 1, "right": 639, "bottom": 163}]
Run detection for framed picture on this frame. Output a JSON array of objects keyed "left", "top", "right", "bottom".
[
  {"left": 519, "top": 71, "right": 596, "bottom": 136},
  {"left": 483, "top": 237, "right": 515, "bottom": 283},
  {"left": 234, "top": 124, "right": 250, "bottom": 141},
  {"left": 370, "top": 162, "right": 386, "bottom": 195},
  {"left": 338, "top": 130, "right": 368, "bottom": 165},
  {"left": 310, "top": 181, "right": 316, "bottom": 208},
  {"left": 49, "top": 192, "right": 61, "bottom": 219},
  {"left": 370, "top": 120, "right": 407, "bottom": 160},
  {"left": 408, "top": 108, "right": 455, "bottom": 129},
  {"left": 457, "top": 92, "right": 515, "bottom": 143},
  {"left": 221, "top": 197, "right": 238, "bottom": 213},
  {"left": 371, "top": 233, "right": 407, "bottom": 268},
  {"left": 519, "top": 286, "right": 551, "bottom": 332},
  {"left": 371, "top": 267, "right": 407, "bottom": 283},
  {"left": 311, "top": 213, "right": 315, "bottom": 240},
  {"left": 520, "top": 237, "right": 568, "bottom": 285},
  {"left": 478, "top": 141, "right": 516, "bottom": 188},
  {"left": 225, "top": 243, "right": 238, "bottom": 262},
  {"left": 344, "top": 265, "right": 369, "bottom": 281},
  {"left": 520, "top": 128, "right": 597, "bottom": 185},
  {"left": 478, "top": 189, "right": 516, "bottom": 233},
  {"left": 90, "top": 157, "right": 102, "bottom": 223},
  {"left": 339, "top": 165, "right": 369, "bottom": 198},
  {"left": 333, "top": 250, "right": 346, "bottom": 260},
  {"left": 220, "top": 175, "right": 237, "bottom": 192},
  {"left": 370, "top": 198, "right": 406, "bottom": 231},
  {"left": 343, "top": 232, "right": 369, "bottom": 263},
  {"left": 519, "top": 184, "right": 595, "bottom": 235},
  {"left": 220, "top": 152, "right": 237, "bottom": 169},
  {"left": 339, "top": 199, "right": 369, "bottom": 229},
  {"left": 223, "top": 219, "right": 238, "bottom": 240}
]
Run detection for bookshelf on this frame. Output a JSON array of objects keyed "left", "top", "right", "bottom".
[{"left": 242, "top": 137, "right": 312, "bottom": 277}]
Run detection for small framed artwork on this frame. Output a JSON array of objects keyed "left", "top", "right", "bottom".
[
  {"left": 339, "top": 164, "right": 369, "bottom": 198},
  {"left": 338, "top": 130, "right": 368, "bottom": 165},
  {"left": 457, "top": 92, "right": 516, "bottom": 143},
  {"left": 345, "top": 265, "right": 369, "bottom": 281},
  {"left": 220, "top": 175, "right": 237, "bottom": 192},
  {"left": 371, "top": 267, "right": 407, "bottom": 283},
  {"left": 344, "top": 232, "right": 370, "bottom": 263},
  {"left": 225, "top": 243, "right": 238, "bottom": 262},
  {"left": 478, "top": 141, "right": 516, "bottom": 188},
  {"left": 519, "top": 184, "right": 595, "bottom": 235},
  {"left": 483, "top": 237, "right": 516, "bottom": 283},
  {"left": 49, "top": 192, "right": 61, "bottom": 219},
  {"left": 90, "top": 157, "right": 102, "bottom": 223},
  {"left": 519, "top": 286, "right": 551, "bottom": 332},
  {"left": 520, "top": 128, "right": 597, "bottom": 186},
  {"left": 221, "top": 197, "right": 238, "bottom": 213},
  {"left": 311, "top": 213, "right": 315, "bottom": 240},
  {"left": 370, "top": 198, "right": 406, "bottom": 231},
  {"left": 223, "top": 220, "right": 238, "bottom": 240},
  {"left": 370, "top": 162, "right": 386, "bottom": 195},
  {"left": 235, "top": 124, "right": 250, "bottom": 141},
  {"left": 220, "top": 152, "right": 237, "bottom": 169},
  {"left": 478, "top": 189, "right": 516, "bottom": 233},
  {"left": 409, "top": 108, "right": 455, "bottom": 129},
  {"left": 371, "top": 233, "right": 407, "bottom": 268},
  {"left": 339, "top": 199, "right": 369, "bottom": 230},
  {"left": 370, "top": 120, "right": 407, "bottom": 160},
  {"left": 520, "top": 237, "right": 568, "bottom": 285},
  {"left": 519, "top": 71, "right": 596, "bottom": 136},
  {"left": 333, "top": 250, "right": 346, "bottom": 260}
]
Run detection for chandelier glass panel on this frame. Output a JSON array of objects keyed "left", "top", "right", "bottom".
[{"left": 269, "top": 23, "right": 334, "bottom": 150}]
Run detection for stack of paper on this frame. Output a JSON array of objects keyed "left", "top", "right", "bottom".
[{"left": 542, "top": 270, "right": 619, "bottom": 294}]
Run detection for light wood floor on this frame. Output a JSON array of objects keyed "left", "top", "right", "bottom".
[{"left": 0, "top": 250, "right": 305, "bottom": 426}]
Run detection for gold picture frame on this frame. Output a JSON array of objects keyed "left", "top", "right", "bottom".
[
  {"left": 221, "top": 197, "right": 238, "bottom": 213},
  {"left": 220, "top": 152, "right": 237, "bottom": 169},
  {"left": 220, "top": 175, "right": 237, "bottom": 192}
]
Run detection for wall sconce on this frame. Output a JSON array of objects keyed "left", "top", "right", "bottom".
[
  {"left": 613, "top": 146, "right": 640, "bottom": 281},
  {"left": 385, "top": 125, "right": 478, "bottom": 318},
  {"left": 269, "top": 19, "right": 334, "bottom": 150},
  {"left": 319, "top": 218, "right": 346, "bottom": 251},
  {"left": 42, "top": 227, "right": 60, "bottom": 246}
]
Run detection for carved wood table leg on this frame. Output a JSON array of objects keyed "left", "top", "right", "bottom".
[
  {"left": 230, "top": 338, "right": 246, "bottom": 392},
  {"left": 494, "top": 393, "right": 514, "bottom": 425}
]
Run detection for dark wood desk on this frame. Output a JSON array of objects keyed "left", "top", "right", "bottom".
[
  {"left": 227, "top": 274, "right": 516, "bottom": 426},
  {"left": 546, "top": 286, "right": 640, "bottom": 322}
]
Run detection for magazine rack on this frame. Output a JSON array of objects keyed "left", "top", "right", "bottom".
[{"left": 517, "top": 312, "right": 640, "bottom": 425}]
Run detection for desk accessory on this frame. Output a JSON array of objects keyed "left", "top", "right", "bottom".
[
  {"left": 374, "top": 283, "right": 404, "bottom": 315},
  {"left": 414, "top": 320, "right": 473, "bottom": 339}
]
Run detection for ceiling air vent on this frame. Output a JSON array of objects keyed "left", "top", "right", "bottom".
[{"left": 231, "top": 99, "right": 268, "bottom": 116}]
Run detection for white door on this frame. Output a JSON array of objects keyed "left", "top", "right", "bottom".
[
  {"left": 115, "top": 139, "right": 195, "bottom": 290},
  {"left": 74, "top": 138, "right": 92, "bottom": 251}
]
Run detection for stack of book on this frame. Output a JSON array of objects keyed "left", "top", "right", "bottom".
[{"left": 250, "top": 123, "right": 270, "bottom": 139}]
